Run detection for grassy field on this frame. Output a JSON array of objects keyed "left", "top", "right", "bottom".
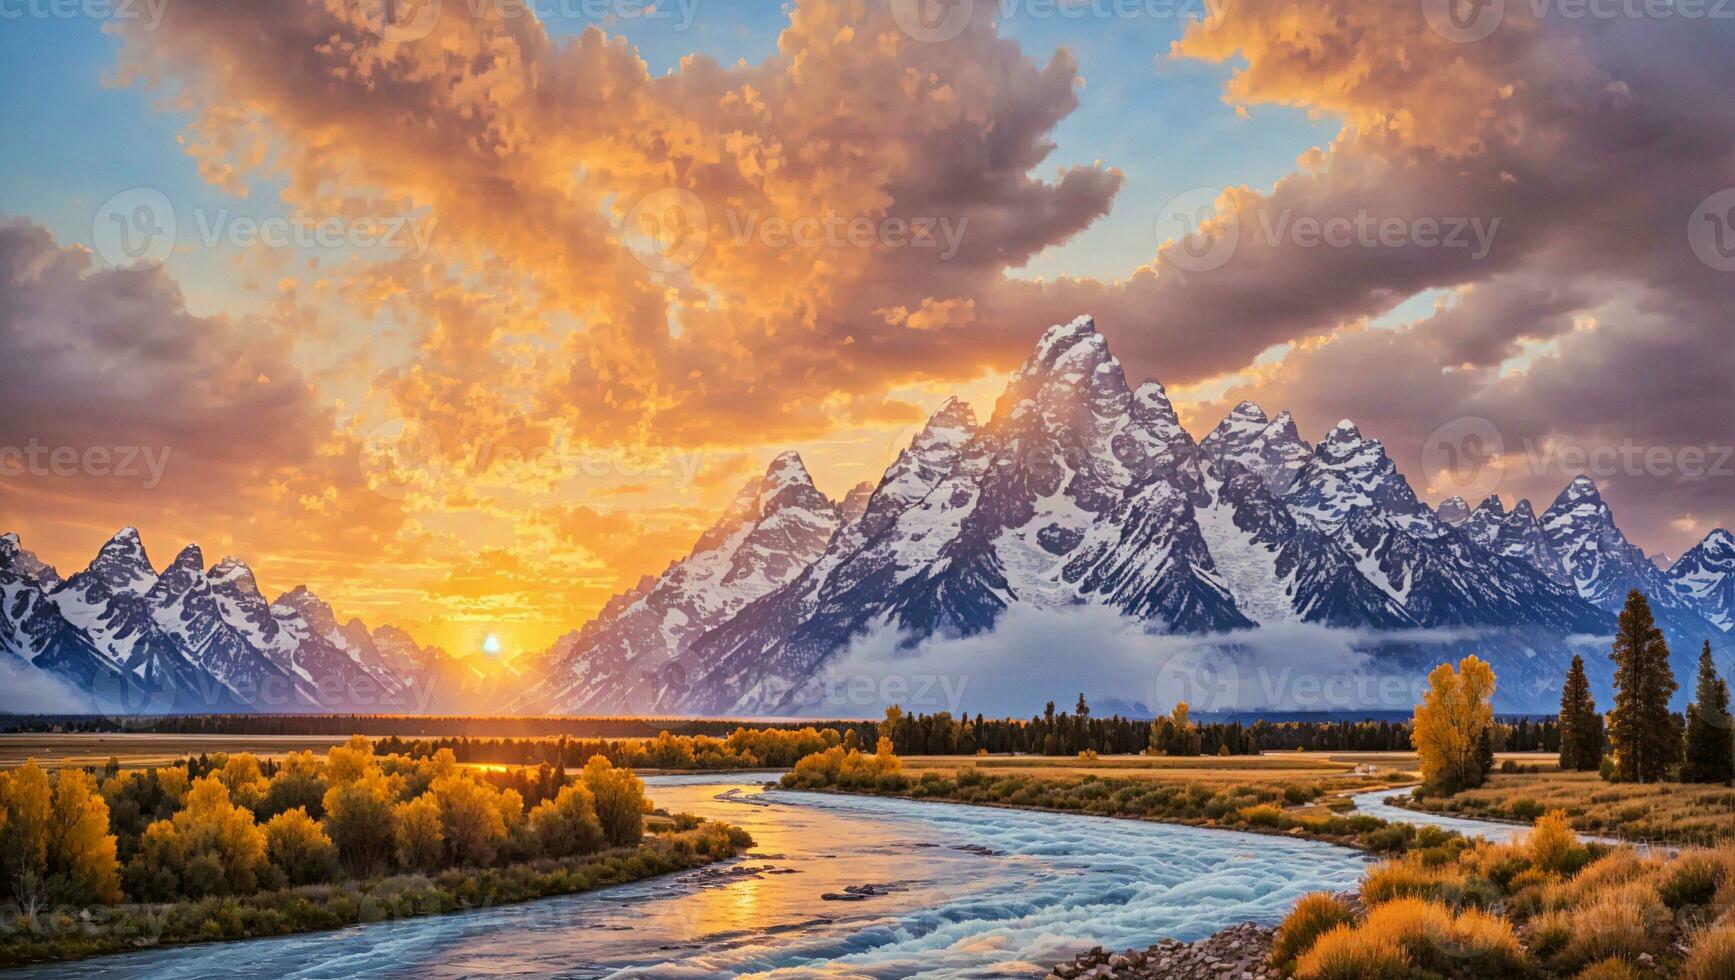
[
  {"left": 1402, "top": 769, "right": 1735, "bottom": 846},
  {"left": 899, "top": 751, "right": 1542, "bottom": 788},
  {"left": 0, "top": 733, "right": 356, "bottom": 770}
]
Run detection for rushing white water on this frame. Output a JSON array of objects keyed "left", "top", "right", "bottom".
[{"left": 32, "top": 775, "right": 1371, "bottom": 980}]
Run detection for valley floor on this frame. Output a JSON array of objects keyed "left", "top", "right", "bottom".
[{"left": 1393, "top": 769, "right": 1735, "bottom": 848}]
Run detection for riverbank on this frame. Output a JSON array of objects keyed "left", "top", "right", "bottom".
[
  {"left": 780, "top": 764, "right": 1449, "bottom": 858},
  {"left": 1385, "top": 770, "right": 1735, "bottom": 848},
  {"left": 0, "top": 819, "right": 752, "bottom": 968}
]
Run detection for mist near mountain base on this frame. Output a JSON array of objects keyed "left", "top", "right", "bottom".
[{"left": 804, "top": 605, "right": 1483, "bottom": 719}]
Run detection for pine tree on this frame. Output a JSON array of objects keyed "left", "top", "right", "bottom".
[
  {"left": 1681, "top": 642, "right": 1734, "bottom": 784},
  {"left": 1607, "top": 590, "right": 1681, "bottom": 783},
  {"left": 1558, "top": 655, "right": 1603, "bottom": 771}
]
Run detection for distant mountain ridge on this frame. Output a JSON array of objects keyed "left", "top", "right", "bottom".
[
  {"left": 0, "top": 529, "right": 490, "bottom": 714},
  {"left": 7, "top": 316, "right": 1731, "bottom": 716}
]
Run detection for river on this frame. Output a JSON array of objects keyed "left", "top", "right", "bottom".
[{"left": 30, "top": 774, "right": 1374, "bottom": 979}]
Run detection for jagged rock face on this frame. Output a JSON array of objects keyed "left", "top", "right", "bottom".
[
  {"left": 1199, "top": 402, "right": 1311, "bottom": 493},
  {"left": 1539, "top": 477, "right": 1701, "bottom": 621},
  {"left": 1285, "top": 422, "right": 1432, "bottom": 531},
  {"left": 515, "top": 452, "right": 844, "bottom": 715},
  {"left": 1436, "top": 497, "right": 1471, "bottom": 526},
  {"left": 656, "top": 398, "right": 984, "bottom": 716},
  {"left": 1671, "top": 529, "right": 1735, "bottom": 631},
  {"left": 1462, "top": 497, "right": 1572, "bottom": 586},
  {"left": 839, "top": 481, "right": 876, "bottom": 526},
  {"left": 0, "top": 533, "right": 60, "bottom": 590}
]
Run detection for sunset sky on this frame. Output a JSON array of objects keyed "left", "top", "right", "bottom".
[{"left": 3, "top": 0, "right": 1732, "bottom": 662}]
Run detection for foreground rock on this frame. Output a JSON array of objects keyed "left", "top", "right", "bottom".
[{"left": 1048, "top": 922, "right": 1279, "bottom": 980}]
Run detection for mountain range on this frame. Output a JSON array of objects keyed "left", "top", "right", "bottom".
[
  {"left": 0, "top": 528, "right": 496, "bottom": 715},
  {"left": 5, "top": 316, "right": 1731, "bottom": 716}
]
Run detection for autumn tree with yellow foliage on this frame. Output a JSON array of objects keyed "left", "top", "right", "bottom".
[
  {"left": 0, "top": 762, "right": 121, "bottom": 914},
  {"left": 1411, "top": 655, "right": 1498, "bottom": 796}
]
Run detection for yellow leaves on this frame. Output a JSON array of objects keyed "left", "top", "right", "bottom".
[
  {"left": 1412, "top": 654, "right": 1497, "bottom": 795},
  {"left": 47, "top": 769, "right": 122, "bottom": 905},
  {"left": 429, "top": 773, "right": 507, "bottom": 866},
  {"left": 392, "top": 794, "right": 444, "bottom": 871},
  {"left": 264, "top": 807, "right": 338, "bottom": 886},
  {"left": 1, "top": 762, "right": 123, "bottom": 908}
]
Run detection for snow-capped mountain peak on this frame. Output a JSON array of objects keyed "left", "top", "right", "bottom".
[
  {"left": 1436, "top": 496, "right": 1471, "bottom": 525},
  {"left": 1199, "top": 402, "right": 1311, "bottom": 492},
  {"left": 1670, "top": 528, "right": 1735, "bottom": 630},
  {"left": 0, "top": 531, "right": 61, "bottom": 590},
  {"left": 67, "top": 526, "right": 157, "bottom": 596}
]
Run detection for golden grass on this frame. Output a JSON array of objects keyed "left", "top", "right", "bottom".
[
  {"left": 1293, "top": 923, "right": 1407, "bottom": 979},
  {"left": 1271, "top": 893, "right": 1356, "bottom": 970},
  {"left": 1404, "top": 769, "right": 1735, "bottom": 846},
  {"left": 897, "top": 754, "right": 1403, "bottom": 791},
  {"left": 1682, "top": 923, "right": 1735, "bottom": 980},
  {"left": 1575, "top": 958, "right": 1644, "bottom": 980},
  {"left": 1557, "top": 881, "right": 1669, "bottom": 968}
]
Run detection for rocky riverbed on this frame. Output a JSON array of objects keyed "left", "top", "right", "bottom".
[{"left": 1047, "top": 892, "right": 1364, "bottom": 980}]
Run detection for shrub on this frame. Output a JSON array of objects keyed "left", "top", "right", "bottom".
[
  {"left": 1682, "top": 923, "right": 1735, "bottom": 980},
  {"left": 1660, "top": 853, "right": 1724, "bottom": 910},
  {"left": 1576, "top": 958, "right": 1643, "bottom": 980},
  {"left": 1528, "top": 909, "right": 1573, "bottom": 958},
  {"left": 1240, "top": 804, "right": 1286, "bottom": 828},
  {"left": 1558, "top": 881, "right": 1668, "bottom": 968},
  {"left": 1447, "top": 906, "right": 1528, "bottom": 974},
  {"left": 1271, "top": 893, "right": 1355, "bottom": 969},
  {"left": 264, "top": 808, "right": 339, "bottom": 886},
  {"left": 1359, "top": 898, "right": 1456, "bottom": 963},
  {"left": 1294, "top": 924, "right": 1407, "bottom": 979},
  {"left": 1526, "top": 810, "right": 1587, "bottom": 876},
  {"left": 1509, "top": 797, "right": 1546, "bottom": 822}
]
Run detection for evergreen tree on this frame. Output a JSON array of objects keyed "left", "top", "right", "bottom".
[
  {"left": 1681, "top": 642, "right": 1734, "bottom": 784},
  {"left": 1607, "top": 590, "right": 1681, "bottom": 783},
  {"left": 1558, "top": 655, "right": 1603, "bottom": 771}
]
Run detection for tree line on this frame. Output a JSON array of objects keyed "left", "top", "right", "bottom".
[
  {"left": 0, "top": 736, "right": 659, "bottom": 916},
  {"left": 872, "top": 699, "right": 1563, "bottom": 758},
  {"left": 1412, "top": 589, "right": 1734, "bottom": 795}
]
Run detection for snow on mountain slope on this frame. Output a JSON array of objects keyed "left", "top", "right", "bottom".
[
  {"left": 1283, "top": 424, "right": 1609, "bottom": 633},
  {"left": 525, "top": 316, "right": 1705, "bottom": 716},
  {"left": 1198, "top": 402, "right": 1311, "bottom": 493},
  {"left": 1461, "top": 496, "right": 1572, "bottom": 586},
  {"left": 659, "top": 399, "right": 983, "bottom": 715},
  {"left": 1670, "top": 528, "right": 1735, "bottom": 631},
  {"left": 519, "top": 452, "right": 844, "bottom": 714}
]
